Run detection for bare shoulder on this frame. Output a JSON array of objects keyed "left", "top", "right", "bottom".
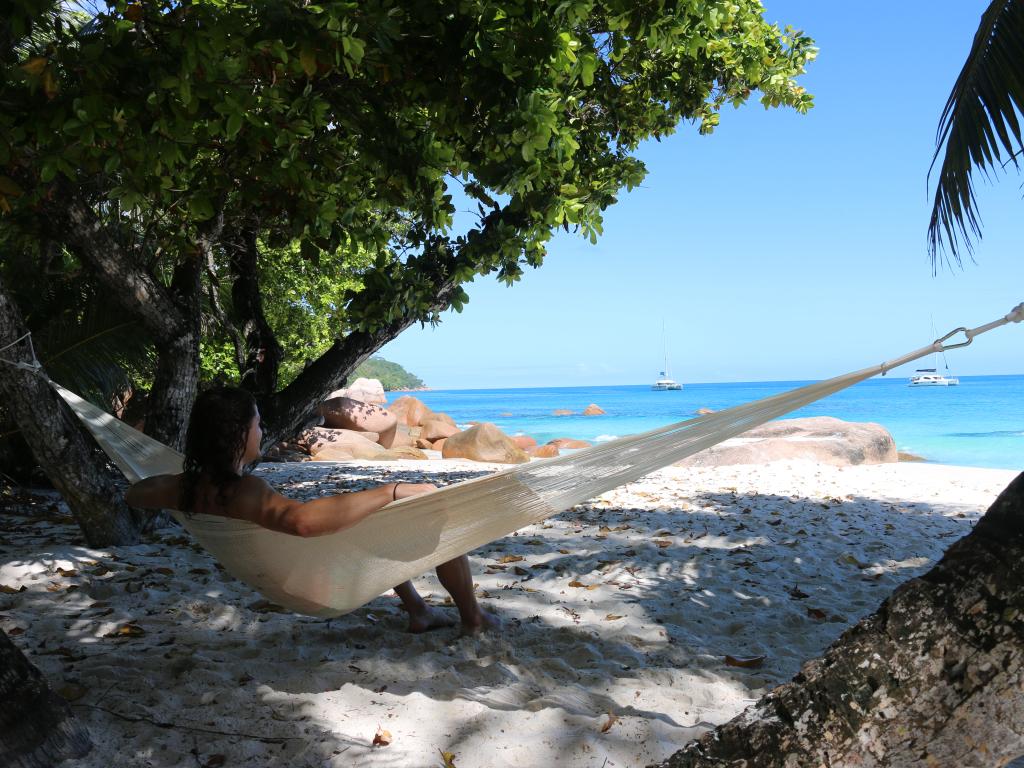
[{"left": 225, "top": 475, "right": 296, "bottom": 524}]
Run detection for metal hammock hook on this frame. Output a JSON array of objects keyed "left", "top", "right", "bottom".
[{"left": 934, "top": 326, "right": 973, "bottom": 351}]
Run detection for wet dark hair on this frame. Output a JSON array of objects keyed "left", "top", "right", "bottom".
[{"left": 180, "top": 387, "right": 258, "bottom": 512}]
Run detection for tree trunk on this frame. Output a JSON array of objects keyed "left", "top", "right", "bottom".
[
  {"left": 0, "top": 276, "right": 143, "bottom": 546},
  {"left": 53, "top": 191, "right": 209, "bottom": 451},
  {"left": 144, "top": 257, "right": 202, "bottom": 451},
  {"left": 655, "top": 472, "right": 1024, "bottom": 768},
  {"left": 229, "top": 227, "right": 284, "bottom": 397},
  {"left": 0, "top": 630, "right": 92, "bottom": 767}
]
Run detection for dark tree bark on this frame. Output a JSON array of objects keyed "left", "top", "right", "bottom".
[
  {"left": 0, "top": 629, "right": 92, "bottom": 767},
  {"left": 143, "top": 256, "right": 202, "bottom": 450},
  {"left": 0, "top": 275, "right": 144, "bottom": 546},
  {"left": 258, "top": 276, "right": 464, "bottom": 447},
  {"left": 51, "top": 191, "right": 213, "bottom": 450},
  {"left": 655, "top": 472, "right": 1024, "bottom": 768},
  {"left": 228, "top": 227, "right": 284, "bottom": 397}
]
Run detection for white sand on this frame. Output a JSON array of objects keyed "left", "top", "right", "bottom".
[{"left": 1, "top": 460, "right": 1016, "bottom": 768}]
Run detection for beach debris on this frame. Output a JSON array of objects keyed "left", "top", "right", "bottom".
[
  {"left": 600, "top": 713, "right": 620, "bottom": 733},
  {"left": 839, "top": 553, "right": 871, "bottom": 569},
  {"left": 0, "top": 584, "right": 26, "bottom": 593},
  {"left": 372, "top": 726, "right": 392, "bottom": 747},
  {"left": 806, "top": 607, "right": 827, "bottom": 620},
  {"left": 497, "top": 555, "right": 523, "bottom": 564},
  {"left": 201, "top": 755, "right": 226, "bottom": 768},
  {"left": 56, "top": 682, "right": 89, "bottom": 702},
  {"left": 788, "top": 585, "right": 810, "bottom": 600},
  {"left": 104, "top": 623, "right": 145, "bottom": 638},
  {"left": 568, "top": 580, "right": 599, "bottom": 590},
  {"left": 56, "top": 567, "right": 77, "bottom": 577},
  {"left": 604, "top": 614, "right": 624, "bottom": 621},
  {"left": 724, "top": 654, "right": 766, "bottom": 669},
  {"left": 438, "top": 749, "right": 457, "bottom": 767}
]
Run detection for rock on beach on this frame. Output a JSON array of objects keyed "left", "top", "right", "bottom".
[
  {"left": 442, "top": 423, "right": 530, "bottom": 464},
  {"left": 676, "top": 416, "right": 898, "bottom": 468}
]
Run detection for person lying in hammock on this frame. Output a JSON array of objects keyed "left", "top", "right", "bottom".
[{"left": 125, "top": 386, "right": 497, "bottom": 635}]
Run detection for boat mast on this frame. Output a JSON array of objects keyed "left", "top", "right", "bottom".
[{"left": 663, "top": 318, "right": 669, "bottom": 378}]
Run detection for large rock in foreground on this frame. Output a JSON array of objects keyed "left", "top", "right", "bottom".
[
  {"left": 388, "top": 395, "right": 433, "bottom": 427},
  {"left": 294, "top": 427, "right": 387, "bottom": 461},
  {"left": 674, "top": 416, "right": 897, "bottom": 467},
  {"left": 442, "top": 423, "right": 529, "bottom": 464},
  {"left": 325, "top": 377, "right": 386, "bottom": 405}
]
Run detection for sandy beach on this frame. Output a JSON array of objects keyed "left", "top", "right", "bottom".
[{"left": 1, "top": 458, "right": 1016, "bottom": 768}]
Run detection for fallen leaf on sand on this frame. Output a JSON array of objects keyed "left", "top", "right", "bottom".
[
  {"left": 497, "top": 555, "right": 523, "bottom": 564},
  {"left": 153, "top": 567, "right": 174, "bottom": 576},
  {"left": 558, "top": 549, "right": 570, "bottom": 554},
  {"left": 372, "top": 726, "right": 392, "bottom": 746},
  {"left": 0, "top": 584, "right": 25, "bottom": 594},
  {"left": 202, "top": 755, "right": 226, "bottom": 768},
  {"left": 806, "top": 607, "right": 827, "bottom": 620},
  {"left": 56, "top": 568, "right": 77, "bottom": 577},
  {"left": 57, "top": 683, "right": 89, "bottom": 702},
  {"left": 104, "top": 623, "right": 145, "bottom": 638},
  {"left": 724, "top": 654, "right": 766, "bottom": 668},
  {"left": 600, "top": 713, "right": 620, "bottom": 733},
  {"left": 604, "top": 614, "right": 624, "bottom": 621},
  {"left": 788, "top": 586, "right": 810, "bottom": 600},
  {"left": 654, "top": 539, "right": 672, "bottom": 548},
  {"left": 439, "top": 749, "right": 457, "bottom": 767},
  {"left": 513, "top": 566, "right": 529, "bottom": 576}
]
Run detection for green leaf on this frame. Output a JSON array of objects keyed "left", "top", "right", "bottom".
[
  {"left": 189, "top": 194, "right": 215, "bottom": 220},
  {"left": 0, "top": 176, "right": 23, "bottom": 197},
  {"left": 300, "top": 45, "right": 317, "bottom": 77},
  {"left": 225, "top": 112, "right": 243, "bottom": 138}
]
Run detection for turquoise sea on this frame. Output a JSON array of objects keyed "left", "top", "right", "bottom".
[{"left": 404, "top": 375, "right": 1024, "bottom": 471}]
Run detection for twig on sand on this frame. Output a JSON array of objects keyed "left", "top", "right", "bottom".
[{"left": 73, "top": 703, "right": 303, "bottom": 743}]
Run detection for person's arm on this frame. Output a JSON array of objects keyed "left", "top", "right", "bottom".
[
  {"left": 125, "top": 474, "right": 181, "bottom": 509},
  {"left": 242, "top": 478, "right": 436, "bottom": 538}
]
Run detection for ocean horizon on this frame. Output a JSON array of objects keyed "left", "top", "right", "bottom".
[{"left": 395, "top": 374, "right": 1024, "bottom": 471}]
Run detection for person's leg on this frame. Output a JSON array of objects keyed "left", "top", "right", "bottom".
[
  {"left": 393, "top": 580, "right": 454, "bottom": 633},
  {"left": 435, "top": 555, "right": 499, "bottom": 635}
]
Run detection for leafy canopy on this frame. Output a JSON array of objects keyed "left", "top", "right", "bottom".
[{"left": 2, "top": 0, "right": 815, "bottom": 390}]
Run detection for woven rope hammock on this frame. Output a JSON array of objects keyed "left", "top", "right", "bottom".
[{"left": 3, "top": 304, "right": 1022, "bottom": 617}]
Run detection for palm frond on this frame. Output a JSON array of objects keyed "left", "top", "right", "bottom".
[
  {"left": 928, "top": 0, "right": 1024, "bottom": 267},
  {"left": 32, "top": 299, "right": 154, "bottom": 408}
]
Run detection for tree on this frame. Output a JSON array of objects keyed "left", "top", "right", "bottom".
[
  {"left": 927, "top": 0, "right": 1023, "bottom": 266},
  {"left": 1, "top": 0, "right": 814, "bottom": 540},
  {"left": 0, "top": 628, "right": 92, "bottom": 767}
]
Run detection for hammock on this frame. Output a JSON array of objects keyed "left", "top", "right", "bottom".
[{"left": 4, "top": 305, "right": 1022, "bottom": 617}]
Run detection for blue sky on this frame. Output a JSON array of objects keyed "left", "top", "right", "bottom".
[{"left": 381, "top": 1, "right": 1023, "bottom": 389}]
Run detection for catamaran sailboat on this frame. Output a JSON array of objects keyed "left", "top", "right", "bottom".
[
  {"left": 909, "top": 369, "right": 959, "bottom": 386},
  {"left": 910, "top": 320, "right": 959, "bottom": 386},
  {"left": 651, "top": 321, "right": 682, "bottom": 390}
]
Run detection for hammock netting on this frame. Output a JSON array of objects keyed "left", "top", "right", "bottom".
[{"left": 23, "top": 303, "right": 1024, "bottom": 617}]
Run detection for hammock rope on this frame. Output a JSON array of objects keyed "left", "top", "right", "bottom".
[{"left": 1, "top": 304, "right": 1021, "bottom": 617}]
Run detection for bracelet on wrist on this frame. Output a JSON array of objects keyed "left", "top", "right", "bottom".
[{"left": 393, "top": 482, "right": 401, "bottom": 501}]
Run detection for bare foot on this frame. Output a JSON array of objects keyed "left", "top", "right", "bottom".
[
  {"left": 459, "top": 611, "right": 502, "bottom": 636},
  {"left": 406, "top": 606, "right": 456, "bottom": 634}
]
